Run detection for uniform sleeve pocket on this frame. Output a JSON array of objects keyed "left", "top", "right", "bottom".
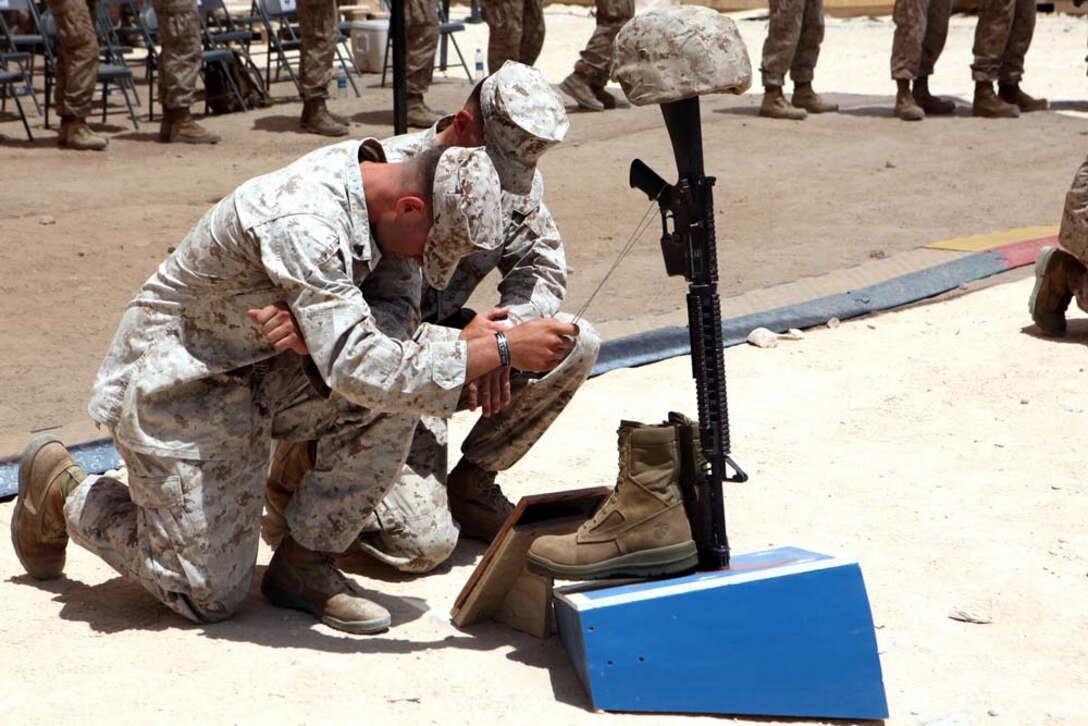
[{"left": 129, "top": 473, "right": 185, "bottom": 509}]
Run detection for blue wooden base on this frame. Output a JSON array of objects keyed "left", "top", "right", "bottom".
[{"left": 553, "top": 546, "right": 888, "bottom": 719}]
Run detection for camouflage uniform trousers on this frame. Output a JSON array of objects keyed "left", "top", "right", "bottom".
[
  {"left": 152, "top": 0, "right": 203, "bottom": 111},
  {"left": 45, "top": 0, "right": 100, "bottom": 119},
  {"left": 357, "top": 315, "right": 600, "bottom": 573},
  {"left": 970, "top": 0, "right": 1036, "bottom": 84},
  {"left": 759, "top": 0, "right": 826, "bottom": 88},
  {"left": 406, "top": 0, "right": 438, "bottom": 97},
  {"left": 297, "top": 0, "right": 338, "bottom": 101},
  {"left": 890, "top": 0, "right": 950, "bottom": 80},
  {"left": 482, "top": 0, "right": 545, "bottom": 74},
  {"left": 64, "top": 356, "right": 416, "bottom": 624},
  {"left": 571, "top": 0, "right": 634, "bottom": 88}
]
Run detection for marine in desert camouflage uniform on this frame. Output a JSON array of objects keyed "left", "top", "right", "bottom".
[
  {"left": 1029, "top": 155, "right": 1088, "bottom": 337},
  {"left": 11, "top": 141, "right": 580, "bottom": 634},
  {"left": 45, "top": 0, "right": 108, "bottom": 149},
  {"left": 557, "top": 0, "right": 633, "bottom": 112},
  {"left": 758, "top": 0, "right": 837, "bottom": 120},
  {"left": 261, "top": 62, "right": 600, "bottom": 574},
  {"left": 297, "top": 0, "right": 348, "bottom": 135},
  {"left": 482, "top": 0, "right": 544, "bottom": 73},
  {"left": 889, "top": 0, "right": 956, "bottom": 121},
  {"left": 970, "top": 0, "right": 1046, "bottom": 117},
  {"left": 152, "top": 0, "right": 220, "bottom": 143}
]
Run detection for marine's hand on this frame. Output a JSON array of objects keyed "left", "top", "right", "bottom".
[
  {"left": 459, "top": 306, "right": 513, "bottom": 340},
  {"left": 248, "top": 302, "right": 309, "bottom": 355},
  {"left": 465, "top": 367, "right": 512, "bottom": 416},
  {"left": 505, "top": 318, "right": 578, "bottom": 372}
]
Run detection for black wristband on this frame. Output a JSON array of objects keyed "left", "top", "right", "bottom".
[{"left": 495, "top": 331, "right": 511, "bottom": 367}]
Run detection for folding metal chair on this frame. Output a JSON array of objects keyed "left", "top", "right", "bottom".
[
  {"left": 0, "top": 56, "right": 34, "bottom": 139},
  {"left": 0, "top": 9, "right": 42, "bottom": 114},
  {"left": 255, "top": 0, "right": 358, "bottom": 97}
]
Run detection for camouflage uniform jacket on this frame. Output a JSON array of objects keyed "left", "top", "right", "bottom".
[
  {"left": 88, "top": 139, "right": 465, "bottom": 460},
  {"left": 381, "top": 121, "right": 568, "bottom": 328}
]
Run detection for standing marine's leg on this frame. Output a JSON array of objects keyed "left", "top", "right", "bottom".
[
  {"left": 46, "top": 0, "right": 108, "bottom": 149},
  {"left": 912, "top": 0, "right": 955, "bottom": 115},
  {"left": 970, "top": 0, "right": 1020, "bottom": 117},
  {"left": 890, "top": 0, "right": 927, "bottom": 120},
  {"left": 561, "top": 0, "right": 633, "bottom": 112},
  {"left": 996, "top": 0, "right": 1046, "bottom": 111},
  {"left": 759, "top": 0, "right": 808, "bottom": 120},
  {"left": 297, "top": 0, "right": 348, "bottom": 136},
  {"left": 790, "top": 0, "right": 837, "bottom": 113},
  {"left": 153, "top": 0, "right": 220, "bottom": 144},
  {"left": 517, "top": 0, "right": 545, "bottom": 65},
  {"left": 483, "top": 0, "right": 524, "bottom": 73},
  {"left": 405, "top": 0, "right": 442, "bottom": 128}
]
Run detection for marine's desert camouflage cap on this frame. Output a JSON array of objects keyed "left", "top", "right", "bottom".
[
  {"left": 612, "top": 6, "right": 752, "bottom": 106},
  {"left": 425, "top": 147, "right": 504, "bottom": 290},
  {"left": 480, "top": 61, "right": 569, "bottom": 195}
]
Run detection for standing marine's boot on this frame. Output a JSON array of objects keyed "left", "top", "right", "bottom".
[
  {"left": 998, "top": 82, "right": 1048, "bottom": 112},
  {"left": 792, "top": 82, "right": 838, "bottom": 113},
  {"left": 261, "top": 440, "right": 315, "bottom": 548},
  {"left": 301, "top": 98, "right": 349, "bottom": 136},
  {"left": 405, "top": 94, "right": 445, "bottom": 128},
  {"left": 759, "top": 86, "right": 807, "bottom": 120},
  {"left": 58, "top": 116, "right": 108, "bottom": 151},
  {"left": 1029, "top": 246, "right": 1086, "bottom": 337},
  {"left": 527, "top": 421, "right": 698, "bottom": 580},
  {"left": 11, "top": 436, "right": 86, "bottom": 580},
  {"left": 973, "top": 82, "right": 1019, "bottom": 118},
  {"left": 159, "top": 107, "right": 221, "bottom": 144},
  {"left": 894, "top": 79, "right": 924, "bottom": 121},
  {"left": 912, "top": 76, "right": 955, "bottom": 115},
  {"left": 261, "top": 535, "right": 392, "bottom": 634},
  {"left": 447, "top": 458, "right": 514, "bottom": 542},
  {"left": 559, "top": 73, "right": 605, "bottom": 112}
]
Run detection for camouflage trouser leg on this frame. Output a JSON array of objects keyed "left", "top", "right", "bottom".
[
  {"left": 789, "top": 0, "right": 824, "bottom": 84},
  {"left": 297, "top": 0, "right": 338, "bottom": 101},
  {"left": 65, "top": 437, "right": 268, "bottom": 624},
  {"left": 359, "top": 315, "right": 601, "bottom": 573},
  {"left": 760, "top": 0, "right": 803, "bottom": 87},
  {"left": 572, "top": 0, "right": 633, "bottom": 87},
  {"left": 151, "top": 0, "right": 202, "bottom": 111},
  {"left": 518, "top": 0, "right": 545, "bottom": 67},
  {"left": 46, "top": 0, "right": 100, "bottom": 119},
  {"left": 405, "top": 0, "right": 439, "bottom": 97},
  {"left": 890, "top": 0, "right": 950, "bottom": 79},
  {"left": 971, "top": 0, "right": 1035, "bottom": 83},
  {"left": 483, "top": 0, "right": 544, "bottom": 72}
]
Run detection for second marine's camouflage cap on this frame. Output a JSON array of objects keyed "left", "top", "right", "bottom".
[
  {"left": 425, "top": 147, "right": 504, "bottom": 290},
  {"left": 612, "top": 6, "right": 752, "bottom": 106},
  {"left": 480, "top": 61, "right": 569, "bottom": 196}
]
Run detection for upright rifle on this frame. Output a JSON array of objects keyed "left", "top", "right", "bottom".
[{"left": 629, "top": 96, "right": 748, "bottom": 571}]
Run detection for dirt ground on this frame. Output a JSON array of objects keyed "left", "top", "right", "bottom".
[{"left": 1, "top": 5, "right": 1086, "bottom": 725}]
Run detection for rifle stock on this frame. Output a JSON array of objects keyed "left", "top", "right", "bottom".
[{"left": 629, "top": 96, "right": 748, "bottom": 571}]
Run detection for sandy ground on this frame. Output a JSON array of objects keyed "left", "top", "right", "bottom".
[{"left": 1, "top": 5, "right": 1087, "bottom": 724}]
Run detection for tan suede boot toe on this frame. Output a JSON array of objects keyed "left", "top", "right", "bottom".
[{"left": 12, "top": 436, "right": 85, "bottom": 580}]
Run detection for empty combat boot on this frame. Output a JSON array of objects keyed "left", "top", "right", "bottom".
[
  {"left": 447, "top": 458, "right": 514, "bottom": 542},
  {"left": 406, "top": 94, "right": 444, "bottom": 128},
  {"left": 58, "top": 116, "right": 108, "bottom": 151},
  {"left": 895, "top": 79, "right": 924, "bottom": 121},
  {"left": 261, "top": 440, "right": 315, "bottom": 548},
  {"left": 301, "top": 98, "right": 349, "bottom": 136},
  {"left": 11, "top": 436, "right": 86, "bottom": 580},
  {"left": 666, "top": 412, "right": 711, "bottom": 544},
  {"left": 759, "top": 86, "right": 806, "bottom": 120},
  {"left": 261, "top": 535, "right": 391, "bottom": 634},
  {"left": 973, "top": 82, "right": 1019, "bottom": 118},
  {"left": 913, "top": 76, "right": 955, "bottom": 115},
  {"left": 792, "top": 82, "right": 838, "bottom": 113},
  {"left": 1028, "top": 246, "right": 1086, "bottom": 337},
  {"left": 159, "top": 107, "right": 221, "bottom": 144},
  {"left": 527, "top": 421, "right": 698, "bottom": 580},
  {"left": 998, "top": 82, "right": 1048, "bottom": 112},
  {"left": 559, "top": 73, "right": 605, "bottom": 112}
]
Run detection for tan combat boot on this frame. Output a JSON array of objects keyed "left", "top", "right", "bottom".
[
  {"left": 58, "top": 116, "right": 108, "bottom": 151},
  {"left": 405, "top": 94, "right": 445, "bottom": 128},
  {"left": 998, "top": 82, "right": 1048, "bottom": 112},
  {"left": 559, "top": 73, "right": 605, "bottom": 112},
  {"left": 1028, "top": 246, "right": 1086, "bottom": 337},
  {"left": 159, "top": 107, "right": 221, "bottom": 144},
  {"left": 447, "top": 458, "right": 514, "bottom": 542},
  {"left": 301, "top": 99, "right": 349, "bottom": 136},
  {"left": 261, "top": 440, "right": 314, "bottom": 548},
  {"left": 894, "top": 79, "right": 924, "bottom": 121},
  {"left": 913, "top": 76, "right": 955, "bottom": 115},
  {"left": 973, "top": 82, "right": 1019, "bottom": 118},
  {"left": 11, "top": 436, "right": 86, "bottom": 580},
  {"left": 261, "top": 535, "right": 391, "bottom": 634},
  {"left": 759, "top": 86, "right": 806, "bottom": 120},
  {"left": 792, "top": 82, "right": 838, "bottom": 113},
  {"left": 527, "top": 421, "right": 698, "bottom": 580}
]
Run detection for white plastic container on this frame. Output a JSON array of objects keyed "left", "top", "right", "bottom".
[{"left": 349, "top": 20, "right": 389, "bottom": 74}]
